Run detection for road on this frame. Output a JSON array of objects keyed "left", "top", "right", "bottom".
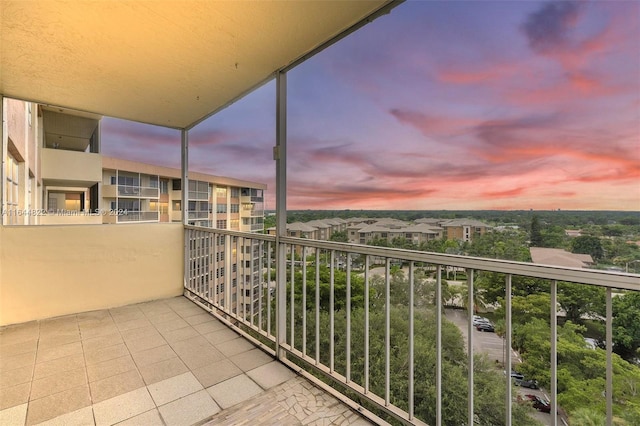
[{"left": 446, "top": 309, "right": 566, "bottom": 426}]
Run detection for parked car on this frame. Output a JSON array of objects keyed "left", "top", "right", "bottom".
[
  {"left": 508, "top": 371, "right": 524, "bottom": 381},
  {"left": 515, "top": 378, "right": 539, "bottom": 389},
  {"left": 524, "top": 394, "right": 551, "bottom": 413},
  {"left": 472, "top": 316, "right": 491, "bottom": 326},
  {"left": 475, "top": 322, "right": 495, "bottom": 332}
]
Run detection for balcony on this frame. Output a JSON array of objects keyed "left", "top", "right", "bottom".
[
  {"left": 117, "top": 186, "right": 159, "bottom": 198},
  {"left": 0, "top": 296, "right": 367, "bottom": 426},
  {"left": 1, "top": 224, "right": 638, "bottom": 426},
  {"left": 117, "top": 211, "right": 160, "bottom": 223}
]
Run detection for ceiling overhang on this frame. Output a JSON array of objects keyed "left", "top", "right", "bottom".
[{"left": 1, "top": 1, "right": 398, "bottom": 130}]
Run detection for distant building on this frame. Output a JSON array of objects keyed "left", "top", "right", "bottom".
[
  {"left": 565, "top": 230, "right": 582, "bottom": 237},
  {"left": 438, "top": 219, "right": 490, "bottom": 242},
  {"left": 530, "top": 247, "right": 593, "bottom": 268}
]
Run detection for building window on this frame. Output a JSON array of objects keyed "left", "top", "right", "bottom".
[
  {"left": 230, "top": 204, "right": 239, "bottom": 213},
  {"left": 160, "top": 179, "right": 169, "bottom": 194},
  {"left": 172, "top": 179, "right": 181, "bottom": 191},
  {"left": 5, "top": 153, "right": 19, "bottom": 224},
  {"left": 216, "top": 187, "right": 227, "bottom": 198},
  {"left": 230, "top": 188, "right": 239, "bottom": 198},
  {"left": 149, "top": 176, "right": 158, "bottom": 188},
  {"left": 217, "top": 204, "right": 227, "bottom": 213},
  {"left": 216, "top": 219, "right": 227, "bottom": 229}
]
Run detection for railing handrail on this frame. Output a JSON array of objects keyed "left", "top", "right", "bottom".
[{"left": 185, "top": 225, "right": 638, "bottom": 290}]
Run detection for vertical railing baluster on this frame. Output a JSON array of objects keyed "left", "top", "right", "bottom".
[
  {"left": 385, "top": 257, "right": 391, "bottom": 406},
  {"left": 267, "top": 241, "right": 272, "bottom": 338},
  {"left": 346, "top": 252, "right": 352, "bottom": 383},
  {"left": 330, "top": 250, "right": 335, "bottom": 373},
  {"left": 315, "top": 247, "right": 320, "bottom": 365},
  {"left": 408, "top": 261, "right": 415, "bottom": 421},
  {"left": 257, "top": 239, "right": 262, "bottom": 327},
  {"left": 365, "top": 255, "right": 370, "bottom": 394},
  {"left": 250, "top": 238, "right": 255, "bottom": 327},
  {"left": 606, "top": 288, "right": 613, "bottom": 426},
  {"left": 290, "top": 244, "right": 295, "bottom": 348},
  {"left": 302, "top": 247, "right": 307, "bottom": 357},
  {"left": 550, "top": 280, "right": 558, "bottom": 426},
  {"left": 505, "top": 274, "right": 512, "bottom": 426},
  {"left": 467, "top": 268, "right": 474, "bottom": 426},
  {"left": 436, "top": 264, "right": 442, "bottom": 426},
  {"left": 236, "top": 236, "right": 241, "bottom": 317}
]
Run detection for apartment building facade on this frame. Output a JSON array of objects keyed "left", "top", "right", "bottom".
[{"left": 2, "top": 98, "right": 266, "bottom": 317}]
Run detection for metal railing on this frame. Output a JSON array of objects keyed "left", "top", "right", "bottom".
[
  {"left": 184, "top": 225, "right": 639, "bottom": 426},
  {"left": 117, "top": 185, "right": 159, "bottom": 198},
  {"left": 117, "top": 211, "right": 159, "bottom": 222}
]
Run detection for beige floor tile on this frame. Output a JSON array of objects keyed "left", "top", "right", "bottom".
[
  {"left": 0, "top": 352, "right": 36, "bottom": 373},
  {"left": 0, "top": 323, "right": 39, "bottom": 347},
  {"left": 0, "top": 382, "right": 30, "bottom": 410},
  {"left": 0, "top": 365, "right": 33, "bottom": 388},
  {"left": 34, "top": 353, "right": 84, "bottom": 380},
  {"left": 33, "top": 405, "right": 93, "bottom": 426},
  {"left": 173, "top": 305, "right": 207, "bottom": 319},
  {"left": 146, "top": 311, "right": 181, "bottom": 326},
  {"left": 193, "top": 320, "right": 227, "bottom": 335},
  {"left": 160, "top": 325, "right": 199, "bottom": 344},
  {"left": 115, "top": 318, "right": 152, "bottom": 332},
  {"left": 92, "top": 387, "right": 154, "bottom": 426},
  {"left": 0, "top": 402, "right": 27, "bottom": 426},
  {"left": 25, "top": 385, "right": 90, "bottom": 426},
  {"left": 114, "top": 408, "right": 164, "bottom": 426},
  {"left": 147, "top": 372, "right": 203, "bottom": 406},
  {"left": 89, "top": 369, "right": 145, "bottom": 403},
  {"left": 138, "top": 357, "right": 189, "bottom": 385},
  {"left": 124, "top": 333, "right": 167, "bottom": 354},
  {"left": 214, "top": 337, "right": 255, "bottom": 357},
  {"left": 246, "top": 361, "right": 297, "bottom": 390},
  {"left": 120, "top": 326, "right": 157, "bottom": 342},
  {"left": 76, "top": 309, "right": 110, "bottom": 323},
  {"left": 158, "top": 390, "right": 220, "bottom": 426},
  {"left": 0, "top": 339, "right": 38, "bottom": 358},
  {"left": 184, "top": 313, "right": 214, "bottom": 326},
  {"left": 206, "top": 374, "right": 262, "bottom": 409},
  {"left": 130, "top": 344, "right": 177, "bottom": 368},
  {"left": 38, "top": 333, "right": 81, "bottom": 350},
  {"left": 110, "top": 312, "right": 146, "bottom": 325},
  {"left": 79, "top": 324, "right": 119, "bottom": 340},
  {"left": 202, "top": 328, "right": 241, "bottom": 345},
  {"left": 191, "top": 359, "right": 242, "bottom": 388},
  {"left": 84, "top": 343, "right": 129, "bottom": 365},
  {"left": 176, "top": 347, "right": 226, "bottom": 371},
  {"left": 230, "top": 348, "right": 274, "bottom": 372},
  {"left": 30, "top": 367, "right": 86, "bottom": 401},
  {"left": 152, "top": 318, "right": 189, "bottom": 334},
  {"left": 36, "top": 341, "right": 83, "bottom": 364},
  {"left": 81, "top": 332, "right": 123, "bottom": 352},
  {"left": 87, "top": 355, "right": 136, "bottom": 383}
]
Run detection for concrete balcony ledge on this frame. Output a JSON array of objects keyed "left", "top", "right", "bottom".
[{"left": 0, "top": 296, "right": 372, "bottom": 426}]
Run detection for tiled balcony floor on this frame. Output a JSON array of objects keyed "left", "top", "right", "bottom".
[{"left": 0, "top": 296, "right": 372, "bottom": 426}]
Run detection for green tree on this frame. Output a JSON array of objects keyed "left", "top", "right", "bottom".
[
  {"left": 571, "top": 235, "right": 604, "bottom": 261},
  {"left": 329, "top": 231, "right": 348, "bottom": 242},
  {"left": 530, "top": 215, "right": 543, "bottom": 247},
  {"left": 612, "top": 292, "right": 640, "bottom": 362}
]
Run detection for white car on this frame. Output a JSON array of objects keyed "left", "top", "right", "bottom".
[{"left": 472, "top": 316, "right": 492, "bottom": 327}]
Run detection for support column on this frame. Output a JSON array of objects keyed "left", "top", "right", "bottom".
[
  {"left": 275, "top": 71, "right": 287, "bottom": 358},
  {"left": 1, "top": 95, "right": 6, "bottom": 225},
  {"left": 181, "top": 129, "right": 189, "bottom": 291}
]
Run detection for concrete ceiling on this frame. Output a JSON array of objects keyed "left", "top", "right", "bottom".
[{"left": 1, "top": 1, "right": 396, "bottom": 130}]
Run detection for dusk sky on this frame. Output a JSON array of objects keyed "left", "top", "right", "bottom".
[{"left": 102, "top": 0, "right": 640, "bottom": 211}]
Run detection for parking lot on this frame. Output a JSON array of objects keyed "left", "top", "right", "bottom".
[{"left": 445, "top": 309, "right": 567, "bottom": 425}]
